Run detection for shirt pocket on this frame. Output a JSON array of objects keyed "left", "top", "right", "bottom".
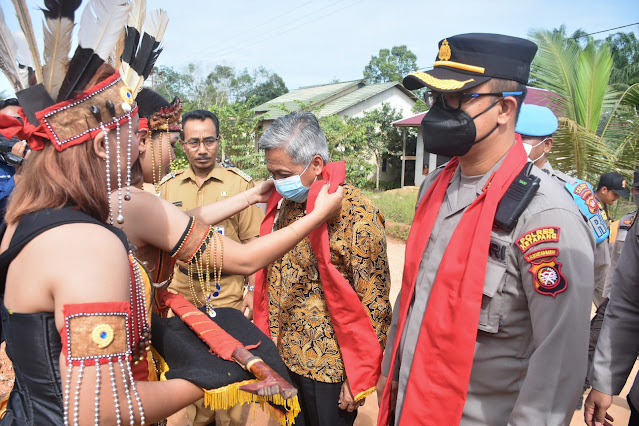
[{"left": 478, "top": 258, "right": 507, "bottom": 333}]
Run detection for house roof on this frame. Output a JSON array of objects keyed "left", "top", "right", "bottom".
[
  {"left": 393, "top": 112, "right": 426, "bottom": 127},
  {"left": 392, "top": 87, "right": 561, "bottom": 128},
  {"left": 253, "top": 80, "right": 418, "bottom": 121}
]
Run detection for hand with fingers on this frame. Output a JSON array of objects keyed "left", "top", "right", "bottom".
[{"left": 584, "top": 388, "right": 614, "bottom": 426}]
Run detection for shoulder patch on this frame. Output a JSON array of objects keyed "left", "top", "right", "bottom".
[
  {"left": 564, "top": 180, "right": 609, "bottom": 244},
  {"left": 526, "top": 248, "right": 568, "bottom": 297},
  {"left": 516, "top": 227, "right": 560, "bottom": 253},
  {"left": 227, "top": 167, "right": 252, "bottom": 182},
  {"left": 159, "top": 171, "right": 181, "bottom": 186}
]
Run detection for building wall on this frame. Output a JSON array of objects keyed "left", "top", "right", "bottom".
[{"left": 337, "top": 88, "right": 416, "bottom": 120}]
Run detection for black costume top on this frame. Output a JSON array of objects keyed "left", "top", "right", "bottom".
[{"left": 0, "top": 207, "right": 128, "bottom": 425}]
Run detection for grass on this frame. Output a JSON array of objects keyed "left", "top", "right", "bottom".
[{"left": 365, "top": 187, "right": 418, "bottom": 241}]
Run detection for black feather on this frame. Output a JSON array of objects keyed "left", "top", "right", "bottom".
[
  {"left": 142, "top": 44, "right": 162, "bottom": 79},
  {"left": 41, "top": 0, "right": 82, "bottom": 21},
  {"left": 56, "top": 46, "right": 104, "bottom": 101},
  {"left": 120, "top": 26, "right": 141, "bottom": 65},
  {"left": 130, "top": 33, "right": 154, "bottom": 76}
]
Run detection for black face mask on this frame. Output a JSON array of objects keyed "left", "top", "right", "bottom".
[{"left": 421, "top": 98, "right": 502, "bottom": 157}]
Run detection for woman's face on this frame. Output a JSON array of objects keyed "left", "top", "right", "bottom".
[
  {"left": 137, "top": 129, "right": 178, "bottom": 184},
  {"left": 105, "top": 117, "right": 140, "bottom": 190}
]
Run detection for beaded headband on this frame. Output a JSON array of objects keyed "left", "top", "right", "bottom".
[
  {"left": 138, "top": 97, "right": 183, "bottom": 132},
  {"left": 34, "top": 72, "right": 137, "bottom": 152}
]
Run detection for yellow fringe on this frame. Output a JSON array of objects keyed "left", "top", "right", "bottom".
[
  {"left": 354, "top": 386, "right": 376, "bottom": 402},
  {"left": 152, "top": 349, "right": 300, "bottom": 426}
]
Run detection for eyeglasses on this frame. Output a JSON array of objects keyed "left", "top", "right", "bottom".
[
  {"left": 182, "top": 136, "right": 220, "bottom": 149},
  {"left": 424, "top": 91, "right": 523, "bottom": 110}
]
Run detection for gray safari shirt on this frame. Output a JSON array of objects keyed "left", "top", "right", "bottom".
[{"left": 382, "top": 154, "right": 595, "bottom": 426}]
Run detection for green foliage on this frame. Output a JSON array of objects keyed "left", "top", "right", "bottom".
[
  {"left": 363, "top": 45, "right": 418, "bottom": 84},
  {"left": 152, "top": 64, "right": 288, "bottom": 111},
  {"left": 529, "top": 29, "right": 639, "bottom": 183},
  {"left": 365, "top": 187, "right": 418, "bottom": 241},
  {"left": 604, "top": 32, "right": 639, "bottom": 88},
  {"left": 210, "top": 102, "right": 268, "bottom": 179},
  {"left": 352, "top": 103, "right": 414, "bottom": 189}
]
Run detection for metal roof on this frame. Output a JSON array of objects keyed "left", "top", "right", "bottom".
[{"left": 253, "top": 80, "right": 417, "bottom": 121}]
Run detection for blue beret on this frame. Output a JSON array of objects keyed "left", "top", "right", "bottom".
[{"left": 515, "top": 104, "right": 558, "bottom": 137}]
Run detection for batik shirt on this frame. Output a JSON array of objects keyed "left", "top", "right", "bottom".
[{"left": 267, "top": 183, "right": 392, "bottom": 383}]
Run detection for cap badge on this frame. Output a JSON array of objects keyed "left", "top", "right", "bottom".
[
  {"left": 622, "top": 180, "right": 626, "bottom": 188},
  {"left": 438, "top": 39, "right": 452, "bottom": 61}
]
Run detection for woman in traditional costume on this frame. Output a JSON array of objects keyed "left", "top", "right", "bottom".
[{"left": 0, "top": 1, "right": 342, "bottom": 424}]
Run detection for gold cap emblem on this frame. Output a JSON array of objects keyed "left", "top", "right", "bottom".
[{"left": 439, "top": 39, "right": 452, "bottom": 61}]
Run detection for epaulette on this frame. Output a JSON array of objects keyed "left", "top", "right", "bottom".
[
  {"left": 227, "top": 167, "right": 252, "bottom": 182},
  {"left": 159, "top": 170, "right": 183, "bottom": 186}
]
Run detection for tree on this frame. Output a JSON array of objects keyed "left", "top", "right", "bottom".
[
  {"left": 210, "top": 101, "right": 267, "bottom": 178},
  {"left": 529, "top": 29, "right": 639, "bottom": 183},
  {"left": 363, "top": 46, "right": 418, "bottom": 84},
  {"left": 152, "top": 65, "right": 288, "bottom": 111},
  {"left": 605, "top": 32, "right": 639, "bottom": 88},
  {"left": 354, "top": 104, "right": 405, "bottom": 189}
]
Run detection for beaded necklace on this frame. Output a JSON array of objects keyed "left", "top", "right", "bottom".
[{"left": 186, "top": 226, "right": 224, "bottom": 317}]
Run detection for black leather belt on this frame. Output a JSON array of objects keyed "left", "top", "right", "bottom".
[{"left": 178, "top": 266, "right": 229, "bottom": 279}]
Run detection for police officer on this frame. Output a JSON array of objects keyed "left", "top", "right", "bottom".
[
  {"left": 159, "top": 109, "right": 264, "bottom": 426},
  {"left": 595, "top": 172, "right": 630, "bottom": 224},
  {"left": 585, "top": 215, "right": 639, "bottom": 425},
  {"left": 515, "top": 104, "right": 610, "bottom": 308},
  {"left": 377, "top": 33, "right": 595, "bottom": 425}
]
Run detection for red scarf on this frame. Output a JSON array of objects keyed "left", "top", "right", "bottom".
[
  {"left": 254, "top": 161, "right": 381, "bottom": 400},
  {"left": 378, "top": 142, "right": 527, "bottom": 425}
]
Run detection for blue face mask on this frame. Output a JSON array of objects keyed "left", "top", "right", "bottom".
[{"left": 274, "top": 162, "right": 312, "bottom": 202}]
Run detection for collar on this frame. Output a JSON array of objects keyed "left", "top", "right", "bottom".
[{"left": 178, "top": 164, "right": 225, "bottom": 184}]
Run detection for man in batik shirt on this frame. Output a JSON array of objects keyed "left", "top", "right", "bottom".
[{"left": 253, "top": 111, "right": 392, "bottom": 426}]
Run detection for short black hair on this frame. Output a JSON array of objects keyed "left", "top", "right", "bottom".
[
  {"left": 182, "top": 110, "right": 220, "bottom": 136},
  {"left": 136, "top": 88, "right": 170, "bottom": 119},
  {"left": 490, "top": 78, "right": 527, "bottom": 119},
  {"left": 0, "top": 98, "right": 19, "bottom": 110}
]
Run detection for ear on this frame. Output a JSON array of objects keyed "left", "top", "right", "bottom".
[
  {"left": 497, "top": 97, "right": 518, "bottom": 126},
  {"left": 544, "top": 137, "right": 554, "bottom": 154},
  {"left": 137, "top": 130, "right": 149, "bottom": 153},
  {"left": 93, "top": 130, "right": 107, "bottom": 160},
  {"left": 310, "top": 154, "right": 325, "bottom": 177}
]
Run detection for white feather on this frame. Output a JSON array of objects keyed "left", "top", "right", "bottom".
[
  {"left": 14, "top": 31, "right": 34, "bottom": 68},
  {"left": 42, "top": 10, "right": 74, "bottom": 99},
  {"left": 0, "top": 5, "right": 25, "bottom": 90},
  {"left": 127, "top": 0, "right": 146, "bottom": 32},
  {"left": 11, "top": 0, "right": 43, "bottom": 83},
  {"left": 144, "top": 9, "right": 169, "bottom": 43},
  {"left": 77, "top": 0, "right": 131, "bottom": 60}
]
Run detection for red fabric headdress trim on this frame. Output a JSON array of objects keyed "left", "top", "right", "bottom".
[{"left": 254, "top": 161, "right": 381, "bottom": 400}]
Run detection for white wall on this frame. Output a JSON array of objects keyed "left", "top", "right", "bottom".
[{"left": 337, "top": 88, "right": 415, "bottom": 120}]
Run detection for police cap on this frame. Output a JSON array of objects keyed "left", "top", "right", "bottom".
[{"left": 403, "top": 33, "right": 538, "bottom": 92}]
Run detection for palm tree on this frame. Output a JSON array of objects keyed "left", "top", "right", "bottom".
[{"left": 528, "top": 29, "right": 639, "bottom": 183}]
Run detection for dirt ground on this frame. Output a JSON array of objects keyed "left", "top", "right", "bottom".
[{"left": 0, "top": 236, "right": 635, "bottom": 425}]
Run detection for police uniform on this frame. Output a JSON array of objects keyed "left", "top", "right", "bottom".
[
  {"left": 603, "top": 210, "right": 637, "bottom": 298},
  {"left": 159, "top": 165, "right": 264, "bottom": 310},
  {"left": 380, "top": 34, "right": 595, "bottom": 426},
  {"left": 383, "top": 161, "right": 595, "bottom": 425},
  {"left": 515, "top": 104, "right": 610, "bottom": 308},
  {"left": 590, "top": 215, "right": 639, "bottom": 417}
]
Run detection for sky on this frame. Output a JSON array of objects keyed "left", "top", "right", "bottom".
[{"left": 0, "top": 0, "right": 638, "bottom": 97}]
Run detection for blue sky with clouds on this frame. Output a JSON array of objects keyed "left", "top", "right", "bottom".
[{"left": 1, "top": 0, "right": 637, "bottom": 96}]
